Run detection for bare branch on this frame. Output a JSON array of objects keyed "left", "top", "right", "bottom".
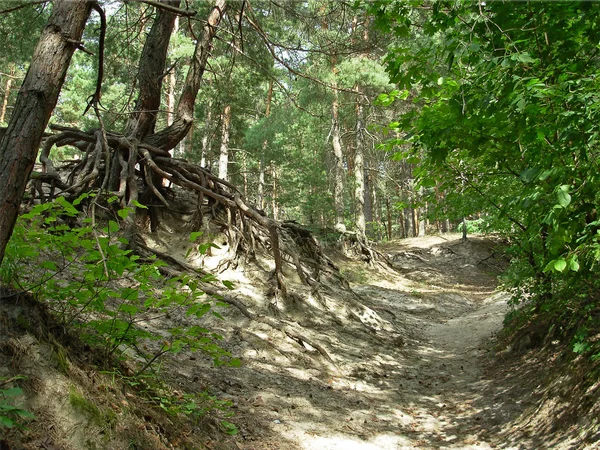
[
  {"left": 138, "top": 0, "right": 196, "bottom": 17},
  {"left": 0, "top": 0, "right": 46, "bottom": 15}
]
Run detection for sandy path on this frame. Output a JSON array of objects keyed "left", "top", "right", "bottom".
[
  {"left": 252, "top": 236, "right": 513, "bottom": 449},
  {"left": 177, "top": 235, "right": 519, "bottom": 449}
]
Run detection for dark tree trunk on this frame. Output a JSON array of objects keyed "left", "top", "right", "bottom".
[
  {"left": 125, "top": 0, "right": 180, "bottom": 139},
  {"left": 148, "top": 0, "right": 226, "bottom": 150},
  {"left": 0, "top": 0, "right": 91, "bottom": 266}
]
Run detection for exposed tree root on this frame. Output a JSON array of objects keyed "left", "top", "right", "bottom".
[
  {"left": 27, "top": 122, "right": 392, "bottom": 371},
  {"left": 29, "top": 124, "right": 345, "bottom": 297},
  {"left": 337, "top": 230, "right": 394, "bottom": 269}
]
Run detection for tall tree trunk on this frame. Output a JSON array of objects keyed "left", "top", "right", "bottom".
[
  {"left": 386, "top": 196, "right": 392, "bottom": 240},
  {"left": 331, "top": 76, "right": 345, "bottom": 227},
  {"left": 0, "top": 65, "right": 15, "bottom": 124},
  {"left": 354, "top": 89, "right": 366, "bottom": 238},
  {"left": 271, "top": 163, "right": 278, "bottom": 220},
  {"left": 364, "top": 162, "right": 373, "bottom": 236},
  {"left": 149, "top": 0, "right": 226, "bottom": 150},
  {"left": 166, "top": 18, "right": 178, "bottom": 128},
  {"left": 125, "top": 0, "right": 180, "bottom": 139},
  {"left": 0, "top": 0, "right": 91, "bottom": 266},
  {"left": 258, "top": 160, "right": 265, "bottom": 211},
  {"left": 181, "top": 124, "right": 194, "bottom": 160},
  {"left": 166, "top": 18, "right": 179, "bottom": 156},
  {"left": 200, "top": 102, "right": 212, "bottom": 167},
  {"left": 258, "top": 80, "right": 273, "bottom": 210},
  {"left": 241, "top": 151, "right": 248, "bottom": 198},
  {"left": 418, "top": 186, "right": 426, "bottom": 237},
  {"left": 218, "top": 104, "right": 231, "bottom": 181}
]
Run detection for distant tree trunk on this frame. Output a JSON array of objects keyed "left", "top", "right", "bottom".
[
  {"left": 0, "top": 0, "right": 91, "bottom": 266},
  {"left": 331, "top": 74, "right": 345, "bottom": 227},
  {"left": 181, "top": 125, "right": 194, "bottom": 160},
  {"left": 0, "top": 65, "right": 15, "bottom": 124},
  {"left": 386, "top": 196, "right": 392, "bottom": 240},
  {"left": 418, "top": 186, "right": 426, "bottom": 237},
  {"left": 258, "top": 160, "right": 265, "bottom": 210},
  {"left": 166, "top": 18, "right": 178, "bottom": 127},
  {"left": 241, "top": 150, "right": 248, "bottom": 198},
  {"left": 258, "top": 81, "right": 273, "bottom": 209},
  {"left": 200, "top": 103, "right": 212, "bottom": 167},
  {"left": 462, "top": 174, "right": 467, "bottom": 241},
  {"left": 364, "top": 162, "right": 373, "bottom": 236},
  {"left": 354, "top": 90, "right": 366, "bottom": 238},
  {"left": 218, "top": 104, "right": 231, "bottom": 181},
  {"left": 271, "top": 163, "right": 278, "bottom": 220}
]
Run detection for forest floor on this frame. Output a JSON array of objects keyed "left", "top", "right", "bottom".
[
  {"left": 199, "top": 234, "right": 519, "bottom": 450},
  {"left": 188, "top": 234, "right": 598, "bottom": 450},
  {"left": 2, "top": 233, "right": 599, "bottom": 449}
]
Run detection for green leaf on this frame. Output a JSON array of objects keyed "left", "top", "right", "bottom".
[
  {"left": 107, "top": 220, "right": 120, "bottom": 233},
  {"left": 73, "top": 193, "right": 90, "bottom": 206},
  {"left": 573, "top": 341, "right": 590, "bottom": 354},
  {"left": 0, "top": 415, "right": 14, "bottom": 428},
  {"left": 222, "top": 280, "right": 234, "bottom": 290},
  {"left": 40, "top": 261, "right": 57, "bottom": 271},
  {"left": 553, "top": 258, "right": 567, "bottom": 272},
  {"left": 1, "top": 388, "right": 23, "bottom": 397},
  {"left": 515, "top": 52, "right": 536, "bottom": 64},
  {"left": 220, "top": 420, "right": 239, "bottom": 435},
  {"left": 117, "top": 208, "right": 131, "bottom": 220},
  {"left": 556, "top": 185, "right": 571, "bottom": 208},
  {"left": 119, "top": 304, "right": 138, "bottom": 315},
  {"left": 189, "top": 231, "right": 204, "bottom": 243},
  {"left": 569, "top": 256, "right": 580, "bottom": 272},
  {"left": 132, "top": 200, "right": 148, "bottom": 209}
]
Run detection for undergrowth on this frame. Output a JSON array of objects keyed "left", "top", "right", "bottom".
[{"left": 0, "top": 194, "right": 240, "bottom": 434}]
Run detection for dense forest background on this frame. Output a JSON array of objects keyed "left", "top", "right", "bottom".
[{"left": 1, "top": 1, "right": 600, "bottom": 444}]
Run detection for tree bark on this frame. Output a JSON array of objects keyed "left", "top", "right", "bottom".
[
  {"left": 364, "top": 162, "right": 373, "bottom": 235},
  {"left": 218, "top": 104, "right": 231, "bottom": 181},
  {"left": 0, "top": 0, "right": 91, "bottom": 266},
  {"left": 331, "top": 75, "right": 345, "bottom": 228},
  {"left": 258, "top": 80, "right": 273, "bottom": 211},
  {"left": 125, "top": 0, "right": 180, "bottom": 139},
  {"left": 0, "top": 65, "right": 15, "bottom": 124},
  {"left": 354, "top": 88, "right": 366, "bottom": 238},
  {"left": 271, "top": 163, "right": 278, "bottom": 220},
  {"left": 200, "top": 101, "right": 212, "bottom": 167},
  {"left": 148, "top": 0, "right": 226, "bottom": 150},
  {"left": 166, "top": 16, "right": 179, "bottom": 129},
  {"left": 258, "top": 159, "right": 265, "bottom": 210}
]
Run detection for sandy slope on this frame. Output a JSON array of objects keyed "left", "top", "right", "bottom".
[{"left": 175, "top": 234, "right": 525, "bottom": 449}]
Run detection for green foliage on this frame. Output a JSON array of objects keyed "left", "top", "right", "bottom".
[
  {"left": 457, "top": 218, "right": 486, "bottom": 235},
  {"left": 1, "top": 196, "right": 239, "bottom": 371},
  {"left": 0, "top": 377, "right": 35, "bottom": 430},
  {"left": 370, "top": 0, "right": 600, "bottom": 355},
  {"left": 103, "top": 369, "right": 238, "bottom": 434}
]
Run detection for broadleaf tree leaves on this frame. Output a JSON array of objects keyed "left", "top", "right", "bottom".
[
  {"left": 556, "top": 185, "right": 571, "bottom": 208},
  {"left": 553, "top": 258, "right": 567, "bottom": 272}
]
